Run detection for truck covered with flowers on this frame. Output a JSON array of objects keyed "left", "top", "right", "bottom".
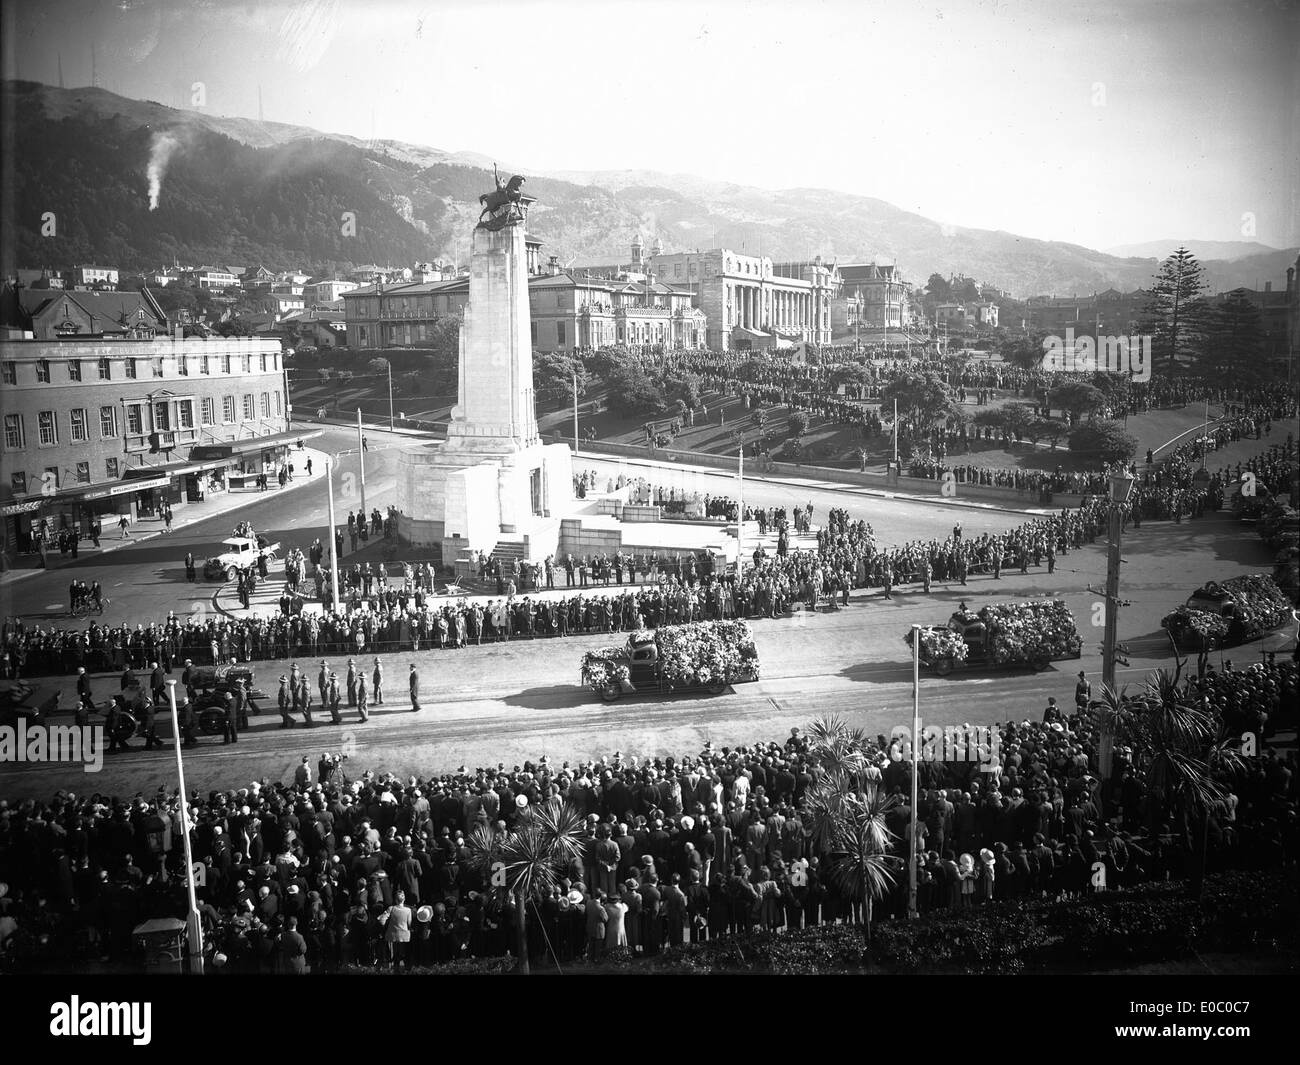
[
  {"left": 908, "top": 599, "right": 1082, "bottom": 675},
  {"left": 1162, "top": 574, "right": 1293, "bottom": 651},
  {"left": 581, "top": 620, "right": 760, "bottom": 701}
]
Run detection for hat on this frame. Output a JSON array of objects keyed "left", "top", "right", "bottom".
[
  {"left": 1078, "top": 671, "right": 1086, "bottom": 678},
  {"left": 415, "top": 905, "right": 433, "bottom": 923},
  {"left": 514, "top": 794, "right": 528, "bottom": 808},
  {"left": 567, "top": 889, "right": 584, "bottom": 906}
]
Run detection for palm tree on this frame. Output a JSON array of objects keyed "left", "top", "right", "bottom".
[
  {"left": 464, "top": 798, "right": 588, "bottom": 973},
  {"left": 1106, "top": 661, "right": 1247, "bottom": 897},
  {"left": 802, "top": 715, "right": 899, "bottom": 943}
]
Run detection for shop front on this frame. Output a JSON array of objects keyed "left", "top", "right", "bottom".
[
  {"left": 0, "top": 476, "right": 171, "bottom": 565},
  {"left": 189, "top": 429, "right": 322, "bottom": 493}
]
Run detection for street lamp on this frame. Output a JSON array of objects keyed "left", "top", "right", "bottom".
[{"left": 1101, "top": 470, "right": 1135, "bottom": 692}]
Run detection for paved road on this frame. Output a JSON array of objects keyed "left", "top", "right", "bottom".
[
  {"left": 3, "top": 426, "right": 404, "bottom": 628},
  {"left": 3, "top": 511, "right": 1291, "bottom": 799}
]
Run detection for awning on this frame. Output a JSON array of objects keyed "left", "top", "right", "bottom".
[
  {"left": 189, "top": 428, "right": 322, "bottom": 461},
  {"left": 0, "top": 475, "right": 171, "bottom": 513}
]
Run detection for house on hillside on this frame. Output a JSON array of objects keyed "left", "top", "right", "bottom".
[{"left": 0, "top": 284, "right": 167, "bottom": 339}]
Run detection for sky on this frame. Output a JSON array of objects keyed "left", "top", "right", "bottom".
[{"left": 5, "top": 0, "right": 1297, "bottom": 252}]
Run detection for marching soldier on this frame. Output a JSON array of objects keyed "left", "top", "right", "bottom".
[
  {"left": 141, "top": 696, "right": 164, "bottom": 750},
  {"left": 318, "top": 660, "right": 329, "bottom": 708},
  {"left": 357, "top": 673, "right": 369, "bottom": 722},
  {"left": 921, "top": 559, "right": 932, "bottom": 595},
  {"left": 372, "top": 657, "right": 383, "bottom": 704},
  {"left": 346, "top": 659, "right": 358, "bottom": 708},
  {"left": 106, "top": 695, "right": 129, "bottom": 753}
]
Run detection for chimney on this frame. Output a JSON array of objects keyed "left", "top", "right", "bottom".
[
  {"left": 631, "top": 235, "right": 643, "bottom": 266},
  {"left": 548, "top": 255, "right": 560, "bottom": 277},
  {"left": 1264, "top": 281, "right": 1272, "bottom": 293},
  {"left": 1287, "top": 266, "right": 1295, "bottom": 295}
]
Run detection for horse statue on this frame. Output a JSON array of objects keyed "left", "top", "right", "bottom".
[{"left": 478, "top": 167, "right": 527, "bottom": 228}]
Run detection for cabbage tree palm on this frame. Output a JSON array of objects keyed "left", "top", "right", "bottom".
[{"left": 464, "top": 799, "right": 588, "bottom": 973}]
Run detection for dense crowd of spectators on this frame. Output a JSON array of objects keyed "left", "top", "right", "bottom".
[{"left": 0, "top": 658, "right": 1293, "bottom": 972}]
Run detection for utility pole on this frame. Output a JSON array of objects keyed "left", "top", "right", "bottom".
[
  {"left": 326, "top": 456, "right": 341, "bottom": 612},
  {"left": 356, "top": 408, "right": 366, "bottom": 516},
  {"left": 387, "top": 362, "right": 395, "bottom": 432},
  {"left": 165, "top": 681, "right": 204, "bottom": 974},
  {"left": 893, "top": 398, "right": 899, "bottom": 466},
  {"left": 572, "top": 372, "right": 579, "bottom": 451},
  {"left": 736, "top": 439, "right": 745, "bottom": 576}
]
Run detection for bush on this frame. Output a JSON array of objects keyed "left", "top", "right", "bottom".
[
  {"left": 1068, "top": 419, "right": 1138, "bottom": 464},
  {"left": 788, "top": 410, "right": 810, "bottom": 437}
]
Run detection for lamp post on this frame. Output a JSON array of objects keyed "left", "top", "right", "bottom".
[
  {"left": 165, "top": 680, "right": 204, "bottom": 974},
  {"left": 356, "top": 408, "right": 366, "bottom": 517},
  {"left": 908, "top": 623, "right": 921, "bottom": 920},
  {"left": 1101, "top": 469, "right": 1135, "bottom": 694}
]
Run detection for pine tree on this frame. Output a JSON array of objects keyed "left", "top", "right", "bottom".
[{"left": 1142, "top": 247, "right": 1210, "bottom": 377}]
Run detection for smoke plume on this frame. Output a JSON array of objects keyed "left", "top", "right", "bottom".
[{"left": 147, "top": 130, "right": 181, "bottom": 211}]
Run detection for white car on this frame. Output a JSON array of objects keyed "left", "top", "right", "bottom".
[{"left": 204, "top": 536, "right": 281, "bottom": 581}]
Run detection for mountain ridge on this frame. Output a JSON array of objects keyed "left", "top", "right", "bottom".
[{"left": 4, "top": 81, "right": 1295, "bottom": 299}]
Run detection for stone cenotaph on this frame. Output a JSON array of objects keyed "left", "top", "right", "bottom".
[{"left": 396, "top": 174, "right": 573, "bottom": 565}]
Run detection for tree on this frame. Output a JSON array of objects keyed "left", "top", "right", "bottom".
[
  {"left": 1068, "top": 419, "right": 1137, "bottom": 465},
  {"left": 1000, "top": 332, "right": 1048, "bottom": 371},
  {"left": 926, "top": 273, "right": 952, "bottom": 303},
  {"left": 1033, "top": 418, "right": 1063, "bottom": 448},
  {"left": 881, "top": 372, "right": 954, "bottom": 434},
  {"left": 604, "top": 364, "right": 668, "bottom": 417},
  {"left": 367, "top": 357, "right": 390, "bottom": 375},
  {"left": 1001, "top": 402, "right": 1037, "bottom": 442},
  {"left": 801, "top": 715, "right": 899, "bottom": 944},
  {"left": 1204, "top": 289, "right": 1267, "bottom": 383},
  {"left": 830, "top": 364, "right": 867, "bottom": 390},
  {"left": 463, "top": 799, "right": 587, "bottom": 973},
  {"left": 1142, "top": 247, "right": 1211, "bottom": 376},
  {"left": 1102, "top": 664, "right": 1246, "bottom": 897},
  {"left": 1050, "top": 381, "right": 1106, "bottom": 426},
  {"left": 788, "top": 410, "right": 810, "bottom": 437},
  {"left": 534, "top": 348, "right": 589, "bottom": 407},
  {"left": 215, "top": 317, "right": 254, "bottom": 337}
]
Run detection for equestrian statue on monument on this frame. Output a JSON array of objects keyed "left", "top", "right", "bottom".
[{"left": 477, "top": 165, "right": 528, "bottom": 230}]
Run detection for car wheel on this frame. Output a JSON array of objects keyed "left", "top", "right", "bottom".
[{"left": 600, "top": 683, "right": 621, "bottom": 703}]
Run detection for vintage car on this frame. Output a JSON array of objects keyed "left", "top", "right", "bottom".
[{"left": 203, "top": 536, "right": 281, "bottom": 581}]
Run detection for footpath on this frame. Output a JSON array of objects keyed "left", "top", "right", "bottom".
[{"left": 0, "top": 446, "right": 331, "bottom": 590}]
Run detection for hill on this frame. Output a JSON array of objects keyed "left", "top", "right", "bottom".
[{"left": 4, "top": 81, "right": 1295, "bottom": 297}]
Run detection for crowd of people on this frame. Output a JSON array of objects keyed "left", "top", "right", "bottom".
[{"left": 0, "top": 655, "right": 1293, "bottom": 972}]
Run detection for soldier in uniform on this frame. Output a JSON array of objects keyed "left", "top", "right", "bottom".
[
  {"left": 357, "top": 673, "right": 369, "bottom": 722},
  {"left": 318, "top": 660, "right": 330, "bottom": 709},
  {"left": 277, "top": 674, "right": 293, "bottom": 728},
  {"left": 233, "top": 678, "right": 249, "bottom": 730},
  {"left": 140, "top": 695, "right": 164, "bottom": 750},
  {"left": 327, "top": 671, "right": 342, "bottom": 725},
  {"left": 221, "top": 689, "right": 239, "bottom": 744},
  {"left": 346, "top": 659, "right": 358, "bottom": 708},
  {"left": 179, "top": 690, "right": 198, "bottom": 747},
  {"left": 921, "top": 559, "right": 932, "bottom": 594},
  {"left": 372, "top": 657, "right": 384, "bottom": 704},
  {"left": 76, "top": 667, "right": 94, "bottom": 712},
  {"left": 106, "top": 695, "right": 129, "bottom": 752}
]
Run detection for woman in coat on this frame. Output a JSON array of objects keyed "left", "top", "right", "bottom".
[
  {"left": 384, "top": 889, "right": 413, "bottom": 970},
  {"left": 977, "top": 848, "right": 996, "bottom": 904},
  {"left": 603, "top": 893, "right": 629, "bottom": 952}
]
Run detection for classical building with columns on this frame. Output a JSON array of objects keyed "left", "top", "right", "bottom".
[
  {"left": 834, "top": 263, "right": 913, "bottom": 334},
  {"left": 647, "top": 247, "right": 839, "bottom": 350}
]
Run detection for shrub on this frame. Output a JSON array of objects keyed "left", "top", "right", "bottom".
[{"left": 788, "top": 410, "right": 810, "bottom": 437}]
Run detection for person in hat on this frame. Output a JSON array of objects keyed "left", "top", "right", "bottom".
[
  {"left": 326, "top": 671, "right": 342, "bottom": 725},
  {"left": 1074, "top": 671, "right": 1092, "bottom": 711},
  {"left": 384, "top": 889, "right": 413, "bottom": 970},
  {"left": 75, "top": 667, "right": 94, "bottom": 713},
  {"left": 356, "top": 671, "right": 369, "bottom": 722},
  {"left": 372, "top": 657, "right": 384, "bottom": 705},
  {"left": 277, "top": 675, "right": 293, "bottom": 728},
  {"left": 409, "top": 664, "right": 420, "bottom": 713},
  {"left": 346, "top": 659, "right": 358, "bottom": 708}
]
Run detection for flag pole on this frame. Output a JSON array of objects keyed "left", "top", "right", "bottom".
[{"left": 166, "top": 680, "right": 204, "bottom": 973}]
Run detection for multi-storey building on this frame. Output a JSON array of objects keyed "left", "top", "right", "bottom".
[
  {"left": 1, "top": 284, "right": 168, "bottom": 341},
  {"left": 0, "top": 335, "right": 311, "bottom": 563},
  {"left": 186, "top": 266, "right": 241, "bottom": 290},
  {"left": 834, "top": 263, "right": 912, "bottom": 333},
  {"left": 304, "top": 278, "right": 359, "bottom": 306},
  {"left": 528, "top": 263, "right": 706, "bottom": 351},
  {"left": 647, "top": 246, "right": 839, "bottom": 349},
  {"left": 70, "top": 266, "right": 119, "bottom": 289},
  {"left": 342, "top": 278, "right": 472, "bottom": 349}
]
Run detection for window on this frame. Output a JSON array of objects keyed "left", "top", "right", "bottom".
[
  {"left": 69, "top": 408, "right": 88, "bottom": 442},
  {"left": 1, "top": 362, "right": 14, "bottom": 385},
  {"left": 152, "top": 357, "right": 164, "bottom": 377},
  {"left": 126, "top": 404, "right": 143, "bottom": 435},
  {"left": 3, "top": 413, "right": 23, "bottom": 449},
  {"left": 76, "top": 461, "right": 90, "bottom": 484},
  {"left": 557, "top": 321, "right": 566, "bottom": 345},
  {"left": 178, "top": 399, "right": 194, "bottom": 429},
  {"left": 153, "top": 401, "right": 171, "bottom": 431},
  {"left": 222, "top": 354, "right": 232, "bottom": 374},
  {"left": 126, "top": 359, "right": 138, "bottom": 379},
  {"left": 260, "top": 354, "right": 267, "bottom": 371},
  {"left": 201, "top": 355, "right": 210, "bottom": 375},
  {"left": 37, "top": 410, "right": 57, "bottom": 446},
  {"left": 100, "top": 406, "right": 117, "bottom": 438},
  {"left": 36, "top": 359, "right": 51, "bottom": 383},
  {"left": 242, "top": 355, "right": 251, "bottom": 373},
  {"left": 97, "top": 357, "right": 110, "bottom": 380},
  {"left": 178, "top": 355, "right": 189, "bottom": 376},
  {"left": 260, "top": 393, "right": 270, "bottom": 417},
  {"left": 201, "top": 397, "right": 215, "bottom": 426},
  {"left": 275, "top": 392, "right": 282, "bottom": 415},
  {"left": 106, "top": 458, "right": 119, "bottom": 479},
  {"left": 11, "top": 472, "right": 26, "bottom": 495},
  {"left": 243, "top": 394, "right": 255, "bottom": 420},
  {"left": 68, "top": 360, "right": 82, "bottom": 382},
  {"left": 223, "top": 396, "right": 236, "bottom": 423}
]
